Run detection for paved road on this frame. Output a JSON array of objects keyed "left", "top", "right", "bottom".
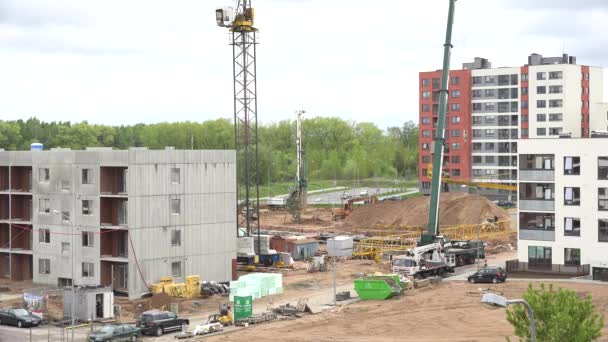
[{"left": 307, "top": 187, "right": 411, "bottom": 205}]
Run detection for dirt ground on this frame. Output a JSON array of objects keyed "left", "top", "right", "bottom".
[{"left": 208, "top": 280, "right": 608, "bottom": 342}]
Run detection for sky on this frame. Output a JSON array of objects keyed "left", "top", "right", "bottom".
[{"left": 1, "top": 0, "right": 608, "bottom": 129}]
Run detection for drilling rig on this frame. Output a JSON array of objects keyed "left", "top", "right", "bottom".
[
  {"left": 287, "top": 110, "right": 308, "bottom": 221},
  {"left": 216, "top": 2, "right": 261, "bottom": 247}
]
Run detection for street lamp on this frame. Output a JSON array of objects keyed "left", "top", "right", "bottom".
[
  {"left": 482, "top": 293, "right": 536, "bottom": 342},
  {"left": 53, "top": 209, "right": 75, "bottom": 342}
]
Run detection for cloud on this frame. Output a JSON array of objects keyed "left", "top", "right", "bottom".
[{"left": 0, "top": 0, "right": 88, "bottom": 28}]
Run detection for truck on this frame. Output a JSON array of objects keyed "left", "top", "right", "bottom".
[
  {"left": 391, "top": 237, "right": 484, "bottom": 279},
  {"left": 267, "top": 196, "right": 287, "bottom": 210}
]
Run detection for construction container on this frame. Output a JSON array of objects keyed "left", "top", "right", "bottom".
[
  {"left": 253, "top": 235, "right": 271, "bottom": 254},
  {"left": 269, "top": 236, "right": 288, "bottom": 252},
  {"left": 327, "top": 236, "right": 354, "bottom": 257},
  {"left": 63, "top": 287, "right": 114, "bottom": 321},
  {"left": 286, "top": 239, "right": 319, "bottom": 260},
  {"left": 353, "top": 274, "right": 406, "bottom": 300},
  {"left": 237, "top": 237, "right": 255, "bottom": 255}
]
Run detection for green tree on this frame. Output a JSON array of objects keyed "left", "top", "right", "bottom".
[{"left": 506, "top": 283, "right": 604, "bottom": 342}]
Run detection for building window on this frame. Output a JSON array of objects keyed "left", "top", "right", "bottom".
[
  {"left": 422, "top": 156, "right": 431, "bottom": 163},
  {"left": 521, "top": 128, "right": 529, "bottom": 136},
  {"left": 171, "top": 261, "right": 182, "bottom": 277},
  {"left": 536, "top": 114, "right": 546, "bottom": 122},
  {"left": 451, "top": 103, "right": 460, "bottom": 111},
  {"left": 422, "top": 104, "right": 430, "bottom": 112},
  {"left": 537, "top": 100, "right": 546, "bottom": 108},
  {"left": 422, "top": 91, "right": 431, "bottom": 99},
  {"left": 451, "top": 156, "right": 460, "bottom": 164},
  {"left": 451, "top": 169, "right": 460, "bottom": 177},
  {"left": 564, "top": 218, "right": 581, "bottom": 236},
  {"left": 82, "top": 232, "right": 94, "bottom": 247},
  {"left": 485, "top": 156, "right": 495, "bottom": 163},
  {"left": 451, "top": 129, "right": 460, "bottom": 137},
  {"left": 599, "top": 219, "right": 608, "bottom": 242},
  {"left": 61, "top": 242, "right": 70, "bottom": 253},
  {"left": 485, "top": 142, "right": 495, "bottom": 150},
  {"left": 485, "top": 169, "right": 496, "bottom": 176},
  {"left": 39, "top": 198, "right": 50, "bottom": 213},
  {"left": 484, "top": 129, "right": 495, "bottom": 137},
  {"left": 484, "top": 76, "right": 495, "bottom": 83},
  {"left": 38, "top": 259, "right": 50, "bottom": 274},
  {"left": 61, "top": 180, "right": 70, "bottom": 191},
  {"left": 564, "top": 248, "right": 581, "bottom": 266},
  {"left": 549, "top": 85, "right": 563, "bottom": 94},
  {"left": 422, "top": 117, "right": 431, "bottom": 125},
  {"left": 39, "top": 168, "right": 50, "bottom": 182},
  {"left": 536, "top": 72, "right": 546, "bottom": 80},
  {"left": 422, "top": 182, "right": 430, "bottom": 189},
  {"left": 451, "top": 143, "right": 460, "bottom": 150},
  {"left": 472, "top": 76, "right": 482, "bottom": 85},
  {"left": 599, "top": 188, "right": 608, "bottom": 211},
  {"left": 472, "top": 143, "right": 482, "bottom": 151},
  {"left": 598, "top": 157, "right": 608, "bottom": 179},
  {"left": 421, "top": 79, "right": 430, "bottom": 86},
  {"left": 422, "top": 130, "right": 431, "bottom": 137},
  {"left": 451, "top": 90, "right": 460, "bottom": 98},
  {"left": 521, "top": 87, "right": 528, "bottom": 95},
  {"left": 521, "top": 101, "right": 528, "bottom": 109},
  {"left": 422, "top": 143, "right": 429, "bottom": 150},
  {"left": 473, "top": 169, "right": 482, "bottom": 176},
  {"left": 472, "top": 89, "right": 482, "bottom": 98},
  {"left": 521, "top": 73, "right": 528, "bottom": 81},
  {"left": 451, "top": 77, "right": 460, "bottom": 85},
  {"left": 549, "top": 71, "right": 563, "bottom": 80},
  {"left": 82, "top": 169, "right": 93, "bottom": 185},
  {"left": 82, "top": 200, "right": 92, "bottom": 215},
  {"left": 422, "top": 169, "right": 428, "bottom": 176},
  {"left": 549, "top": 99, "right": 563, "bottom": 108},
  {"left": 39, "top": 229, "right": 50, "bottom": 243},
  {"left": 171, "top": 229, "right": 181, "bottom": 246},
  {"left": 171, "top": 168, "right": 180, "bottom": 184},
  {"left": 82, "top": 262, "right": 94, "bottom": 277},
  {"left": 171, "top": 198, "right": 181, "bottom": 215},
  {"left": 484, "top": 89, "right": 495, "bottom": 97},
  {"left": 563, "top": 157, "right": 580, "bottom": 175},
  {"left": 473, "top": 156, "right": 482, "bottom": 164},
  {"left": 528, "top": 246, "right": 551, "bottom": 268},
  {"left": 473, "top": 103, "right": 482, "bottom": 111},
  {"left": 536, "top": 86, "right": 546, "bottom": 94},
  {"left": 549, "top": 127, "right": 563, "bottom": 136},
  {"left": 451, "top": 116, "right": 461, "bottom": 124},
  {"left": 549, "top": 113, "right": 563, "bottom": 122},
  {"left": 564, "top": 187, "right": 580, "bottom": 206},
  {"left": 61, "top": 211, "right": 70, "bottom": 222},
  {"left": 472, "top": 130, "right": 482, "bottom": 138},
  {"left": 432, "top": 78, "right": 440, "bottom": 88},
  {"left": 537, "top": 128, "right": 546, "bottom": 136}
]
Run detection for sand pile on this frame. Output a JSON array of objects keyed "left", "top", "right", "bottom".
[{"left": 344, "top": 193, "right": 508, "bottom": 229}]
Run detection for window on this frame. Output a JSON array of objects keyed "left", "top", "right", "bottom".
[
  {"left": 564, "top": 218, "right": 581, "bottom": 236},
  {"left": 451, "top": 143, "right": 461, "bottom": 150},
  {"left": 451, "top": 103, "right": 460, "bottom": 111},
  {"left": 422, "top": 104, "right": 430, "bottom": 112},
  {"left": 38, "top": 259, "right": 50, "bottom": 274},
  {"left": 451, "top": 116, "right": 461, "bottom": 124},
  {"left": 549, "top": 71, "right": 563, "bottom": 80},
  {"left": 472, "top": 130, "right": 482, "bottom": 138},
  {"left": 432, "top": 78, "right": 440, "bottom": 88},
  {"left": 82, "top": 200, "right": 92, "bottom": 215},
  {"left": 599, "top": 188, "right": 608, "bottom": 211},
  {"left": 536, "top": 86, "right": 546, "bottom": 94},
  {"left": 485, "top": 156, "right": 495, "bottom": 163},
  {"left": 600, "top": 219, "right": 608, "bottom": 242},
  {"left": 39, "top": 229, "right": 50, "bottom": 243},
  {"left": 484, "top": 76, "right": 495, "bottom": 83},
  {"left": 484, "top": 103, "right": 495, "bottom": 111},
  {"left": 564, "top": 248, "right": 580, "bottom": 266},
  {"left": 472, "top": 76, "right": 482, "bottom": 85},
  {"left": 82, "top": 262, "right": 94, "bottom": 277},
  {"left": 451, "top": 77, "right": 460, "bottom": 85},
  {"left": 451, "top": 129, "right": 460, "bottom": 137},
  {"left": 451, "top": 156, "right": 460, "bottom": 164},
  {"left": 473, "top": 169, "right": 482, "bottom": 176},
  {"left": 422, "top": 117, "right": 431, "bottom": 125},
  {"left": 39, "top": 168, "right": 49, "bottom": 182},
  {"left": 564, "top": 187, "right": 580, "bottom": 206},
  {"left": 537, "top": 100, "right": 546, "bottom": 108},
  {"left": 549, "top": 113, "right": 563, "bottom": 122},
  {"left": 521, "top": 87, "right": 528, "bottom": 95},
  {"left": 82, "top": 169, "right": 93, "bottom": 185},
  {"left": 61, "top": 180, "right": 70, "bottom": 191},
  {"left": 549, "top": 85, "right": 563, "bottom": 94},
  {"left": 61, "top": 211, "right": 70, "bottom": 222},
  {"left": 484, "top": 89, "right": 495, "bottom": 97},
  {"left": 599, "top": 157, "right": 608, "bottom": 179},
  {"left": 485, "top": 142, "right": 495, "bottom": 150},
  {"left": 472, "top": 89, "right": 482, "bottom": 98},
  {"left": 422, "top": 130, "right": 430, "bottom": 137},
  {"left": 422, "top": 182, "right": 430, "bottom": 189},
  {"left": 537, "top": 128, "right": 546, "bottom": 136},
  {"left": 421, "top": 79, "right": 430, "bottom": 86},
  {"left": 521, "top": 128, "right": 529, "bottom": 136},
  {"left": 171, "top": 229, "right": 181, "bottom": 246},
  {"left": 563, "top": 157, "right": 580, "bottom": 175},
  {"left": 451, "top": 90, "right": 460, "bottom": 98},
  {"left": 171, "top": 168, "right": 180, "bottom": 184},
  {"left": 61, "top": 242, "right": 70, "bottom": 253},
  {"left": 422, "top": 156, "right": 430, "bottom": 163},
  {"left": 549, "top": 99, "right": 563, "bottom": 108},
  {"left": 422, "top": 169, "right": 428, "bottom": 176},
  {"left": 82, "top": 232, "right": 94, "bottom": 247},
  {"left": 521, "top": 101, "right": 528, "bottom": 109},
  {"left": 422, "top": 143, "right": 429, "bottom": 150},
  {"left": 473, "top": 156, "right": 482, "bottom": 163},
  {"left": 472, "top": 143, "right": 482, "bottom": 151},
  {"left": 451, "top": 169, "right": 460, "bottom": 177},
  {"left": 521, "top": 73, "right": 528, "bottom": 81},
  {"left": 549, "top": 127, "right": 563, "bottom": 136},
  {"left": 473, "top": 103, "right": 482, "bottom": 111},
  {"left": 536, "top": 114, "right": 546, "bottom": 122},
  {"left": 39, "top": 198, "right": 50, "bottom": 213},
  {"left": 485, "top": 169, "right": 496, "bottom": 176},
  {"left": 422, "top": 91, "right": 431, "bottom": 99},
  {"left": 527, "top": 246, "right": 551, "bottom": 268},
  {"left": 485, "top": 129, "right": 495, "bottom": 137},
  {"left": 171, "top": 261, "right": 182, "bottom": 277},
  {"left": 171, "top": 198, "right": 181, "bottom": 215},
  {"left": 536, "top": 72, "right": 546, "bottom": 80}
]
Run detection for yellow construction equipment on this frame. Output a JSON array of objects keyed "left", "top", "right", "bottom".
[
  {"left": 332, "top": 195, "right": 378, "bottom": 220},
  {"left": 428, "top": 164, "right": 517, "bottom": 191}
]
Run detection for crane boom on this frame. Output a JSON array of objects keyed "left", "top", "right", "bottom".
[{"left": 424, "top": 0, "right": 457, "bottom": 245}]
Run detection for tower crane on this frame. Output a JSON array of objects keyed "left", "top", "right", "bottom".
[{"left": 216, "top": 1, "right": 261, "bottom": 249}]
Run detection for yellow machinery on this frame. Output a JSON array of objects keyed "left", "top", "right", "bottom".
[
  {"left": 332, "top": 195, "right": 378, "bottom": 221},
  {"left": 207, "top": 304, "right": 233, "bottom": 326},
  {"left": 428, "top": 163, "right": 517, "bottom": 191}
]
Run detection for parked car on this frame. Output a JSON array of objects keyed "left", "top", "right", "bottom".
[
  {"left": 0, "top": 307, "right": 42, "bottom": 328},
  {"left": 136, "top": 310, "right": 189, "bottom": 336},
  {"left": 340, "top": 193, "right": 352, "bottom": 200},
  {"left": 467, "top": 266, "right": 508, "bottom": 284},
  {"left": 359, "top": 189, "right": 369, "bottom": 196},
  {"left": 88, "top": 324, "right": 141, "bottom": 342}
]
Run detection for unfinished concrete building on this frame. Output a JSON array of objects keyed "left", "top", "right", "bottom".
[{"left": 0, "top": 148, "right": 236, "bottom": 298}]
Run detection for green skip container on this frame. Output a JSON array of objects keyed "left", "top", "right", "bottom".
[{"left": 353, "top": 274, "right": 407, "bottom": 300}]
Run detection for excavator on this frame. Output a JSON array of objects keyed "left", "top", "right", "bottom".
[{"left": 331, "top": 195, "right": 378, "bottom": 221}]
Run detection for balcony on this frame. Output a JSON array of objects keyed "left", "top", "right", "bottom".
[
  {"left": 100, "top": 198, "right": 128, "bottom": 227},
  {"left": 10, "top": 195, "right": 32, "bottom": 223},
  {"left": 0, "top": 167, "right": 8, "bottom": 192},
  {"left": 506, "top": 260, "right": 589, "bottom": 277},
  {"left": 10, "top": 224, "right": 32, "bottom": 252},
  {"left": 100, "top": 167, "right": 128, "bottom": 196},
  {"left": 100, "top": 229, "right": 128, "bottom": 261},
  {"left": 519, "top": 229, "right": 555, "bottom": 241},
  {"left": 10, "top": 167, "right": 32, "bottom": 193},
  {"left": 519, "top": 170, "right": 554, "bottom": 182},
  {"left": 519, "top": 199, "right": 554, "bottom": 211}
]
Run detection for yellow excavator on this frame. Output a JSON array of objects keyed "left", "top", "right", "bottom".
[{"left": 332, "top": 195, "right": 378, "bottom": 221}]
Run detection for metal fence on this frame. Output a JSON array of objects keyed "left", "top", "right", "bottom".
[{"left": 506, "top": 259, "right": 590, "bottom": 276}]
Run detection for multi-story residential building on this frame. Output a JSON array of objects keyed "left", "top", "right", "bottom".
[
  {"left": 418, "top": 53, "right": 608, "bottom": 201},
  {"left": 516, "top": 136, "right": 608, "bottom": 280},
  {"left": 0, "top": 148, "right": 236, "bottom": 298}
]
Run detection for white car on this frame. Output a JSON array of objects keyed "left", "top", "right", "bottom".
[{"left": 359, "top": 190, "right": 369, "bottom": 196}]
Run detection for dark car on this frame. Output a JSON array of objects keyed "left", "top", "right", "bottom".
[
  {"left": 88, "top": 324, "right": 141, "bottom": 342},
  {"left": 136, "top": 310, "right": 189, "bottom": 336},
  {"left": 468, "top": 266, "right": 507, "bottom": 284},
  {"left": 0, "top": 307, "right": 42, "bottom": 328}
]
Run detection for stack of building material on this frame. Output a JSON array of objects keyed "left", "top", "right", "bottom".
[
  {"left": 253, "top": 235, "right": 271, "bottom": 254},
  {"left": 237, "top": 237, "right": 255, "bottom": 257},
  {"left": 166, "top": 283, "right": 187, "bottom": 298},
  {"left": 185, "top": 275, "right": 201, "bottom": 299},
  {"left": 149, "top": 276, "right": 174, "bottom": 294},
  {"left": 229, "top": 273, "right": 283, "bottom": 301}
]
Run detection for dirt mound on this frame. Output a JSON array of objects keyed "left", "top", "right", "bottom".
[{"left": 344, "top": 193, "right": 508, "bottom": 229}]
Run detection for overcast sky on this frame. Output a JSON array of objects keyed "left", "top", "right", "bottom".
[{"left": 1, "top": 0, "right": 608, "bottom": 129}]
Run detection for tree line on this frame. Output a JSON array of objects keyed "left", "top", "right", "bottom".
[{"left": 0, "top": 117, "right": 418, "bottom": 183}]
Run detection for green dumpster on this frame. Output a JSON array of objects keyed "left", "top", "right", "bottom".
[{"left": 354, "top": 274, "right": 406, "bottom": 300}]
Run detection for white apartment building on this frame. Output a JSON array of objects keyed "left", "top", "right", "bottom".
[{"left": 517, "top": 137, "right": 608, "bottom": 280}]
